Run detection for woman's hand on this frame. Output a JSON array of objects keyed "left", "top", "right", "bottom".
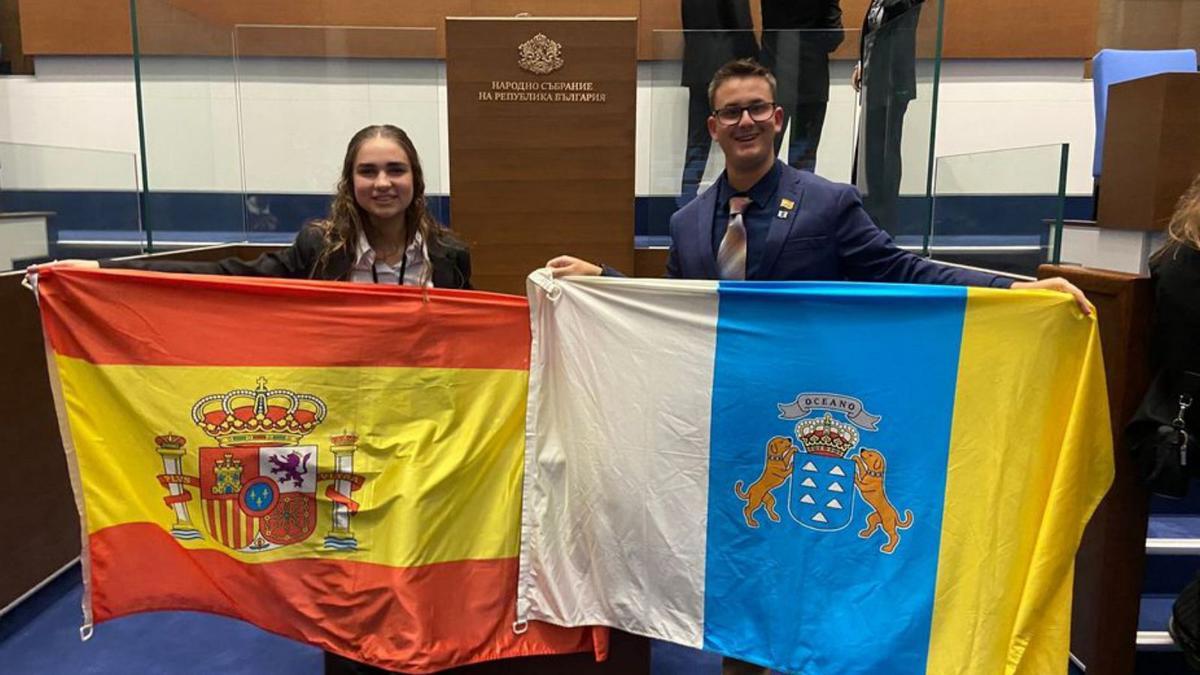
[{"left": 851, "top": 63, "right": 862, "bottom": 93}]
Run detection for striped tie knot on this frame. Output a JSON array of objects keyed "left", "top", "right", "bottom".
[{"left": 717, "top": 195, "right": 751, "bottom": 281}]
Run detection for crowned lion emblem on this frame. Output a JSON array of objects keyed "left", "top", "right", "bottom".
[{"left": 518, "top": 33, "right": 564, "bottom": 75}]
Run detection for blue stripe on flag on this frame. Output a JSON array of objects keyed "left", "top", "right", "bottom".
[{"left": 703, "top": 281, "right": 966, "bottom": 674}]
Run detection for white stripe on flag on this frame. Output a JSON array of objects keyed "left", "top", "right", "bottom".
[{"left": 519, "top": 272, "right": 719, "bottom": 647}]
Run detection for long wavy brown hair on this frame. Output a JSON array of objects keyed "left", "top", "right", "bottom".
[
  {"left": 313, "top": 124, "right": 456, "bottom": 279},
  {"left": 1164, "top": 172, "right": 1200, "bottom": 251}
]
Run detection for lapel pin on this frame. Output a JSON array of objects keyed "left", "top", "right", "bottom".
[{"left": 777, "top": 198, "right": 795, "bottom": 219}]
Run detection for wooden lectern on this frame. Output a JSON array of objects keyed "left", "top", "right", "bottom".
[
  {"left": 1097, "top": 72, "right": 1200, "bottom": 231},
  {"left": 445, "top": 18, "right": 637, "bottom": 295},
  {"left": 1038, "top": 264, "right": 1154, "bottom": 675}
]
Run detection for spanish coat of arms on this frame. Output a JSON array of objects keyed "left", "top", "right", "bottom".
[{"left": 153, "top": 378, "right": 364, "bottom": 552}]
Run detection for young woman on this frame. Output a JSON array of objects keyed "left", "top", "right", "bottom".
[
  {"left": 1151, "top": 171, "right": 1200, "bottom": 387},
  {"left": 1152, "top": 173, "right": 1200, "bottom": 663},
  {"left": 39, "top": 124, "right": 469, "bottom": 674},
  {"left": 51, "top": 124, "right": 471, "bottom": 290}
]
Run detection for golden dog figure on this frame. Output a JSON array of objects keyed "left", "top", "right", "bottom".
[
  {"left": 733, "top": 436, "right": 798, "bottom": 528},
  {"left": 852, "top": 448, "right": 913, "bottom": 554}
]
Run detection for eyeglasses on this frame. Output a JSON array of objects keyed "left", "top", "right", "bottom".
[{"left": 712, "top": 101, "right": 777, "bottom": 126}]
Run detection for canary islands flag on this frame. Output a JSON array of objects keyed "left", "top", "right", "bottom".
[
  {"left": 34, "top": 267, "right": 604, "bottom": 673},
  {"left": 518, "top": 271, "right": 1112, "bottom": 674}
]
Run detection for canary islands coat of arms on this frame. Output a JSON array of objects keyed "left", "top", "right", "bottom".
[
  {"left": 152, "top": 378, "right": 365, "bottom": 552},
  {"left": 732, "top": 392, "right": 914, "bottom": 554}
]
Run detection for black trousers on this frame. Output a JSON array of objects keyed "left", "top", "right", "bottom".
[
  {"left": 854, "top": 98, "right": 910, "bottom": 233},
  {"left": 773, "top": 101, "right": 828, "bottom": 173},
  {"left": 681, "top": 82, "right": 715, "bottom": 202}
]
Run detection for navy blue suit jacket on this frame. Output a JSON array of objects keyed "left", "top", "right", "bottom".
[{"left": 665, "top": 163, "right": 1012, "bottom": 287}]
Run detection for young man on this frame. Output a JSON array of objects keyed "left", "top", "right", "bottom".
[
  {"left": 547, "top": 58, "right": 1089, "bottom": 313},
  {"left": 546, "top": 58, "right": 1088, "bottom": 675}
]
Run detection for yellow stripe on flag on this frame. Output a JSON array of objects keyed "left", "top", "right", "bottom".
[
  {"left": 56, "top": 356, "right": 529, "bottom": 567},
  {"left": 927, "top": 288, "right": 1112, "bottom": 673}
]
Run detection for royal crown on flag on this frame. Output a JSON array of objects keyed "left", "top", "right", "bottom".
[
  {"left": 154, "top": 433, "right": 187, "bottom": 450},
  {"left": 330, "top": 432, "right": 359, "bottom": 447},
  {"left": 796, "top": 413, "right": 859, "bottom": 458},
  {"left": 191, "top": 377, "right": 327, "bottom": 447}
]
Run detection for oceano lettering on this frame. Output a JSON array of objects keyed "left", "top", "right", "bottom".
[{"left": 802, "top": 396, "right": 859, "bottom": 414}]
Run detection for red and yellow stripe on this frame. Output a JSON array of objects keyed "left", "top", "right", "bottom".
[{"left": 38, "top": 268, "right": 604, "bottom": 673}]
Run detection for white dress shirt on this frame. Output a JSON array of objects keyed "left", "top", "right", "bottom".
[{"left": 349, "top": 230, "right": 432, "bottom": 287}]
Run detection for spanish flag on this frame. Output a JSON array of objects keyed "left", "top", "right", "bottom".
[{"left": 35, "top": 267, "right": 605, "bottom": 672}]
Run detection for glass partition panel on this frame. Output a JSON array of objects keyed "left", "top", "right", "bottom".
[
  {"left": 0, "top": 142, "right": 141, "bottom": 270},
  {"left": 641, "top": 0, "right": 944, "bottom": 247},
  {"left": 132, "top": 2, "right": 247, "bottom": 249},
  {"left": 643, "top": 27, "right": 859, "bottom": 245},
  {"left": 232, "top": 26, "right": 443, "bottom": 244},
  {"left": 132, "top": 4, "right": 446, "bottom": 251},
  {"left": 927, "top": 143, "right": 1069, "bottom": 277}
]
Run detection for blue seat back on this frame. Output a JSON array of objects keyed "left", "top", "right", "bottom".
[{"left": 1092, "top": 48, "right": 1197, "bottom": 178}]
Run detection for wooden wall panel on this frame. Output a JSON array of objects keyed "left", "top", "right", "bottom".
[
  {"left": 18, "top": 0, "right": 130, "bottom": 56},
  {"left": 18, "top": 0, "right": 1104, "bottom": 60},
  {"left": 941, "top": 0, "right": 1099, "bottom": 59},
  {"left": 635, "top": 0, "right": 1102, "bottom": 59},
  {"left": 446, "top": 18, "right": 637, "bottom": 295},
  {"left": 1099, "top": 0, "right": 1200, "bottom": 51}
]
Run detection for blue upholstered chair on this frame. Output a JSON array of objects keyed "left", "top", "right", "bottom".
[{"left": 1092, "top": 48, "right": 1197, "bottom": 180}]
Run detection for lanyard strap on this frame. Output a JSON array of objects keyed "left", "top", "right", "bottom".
[{"left": 370, "top": 250, "right": 409, "bottom": 285}]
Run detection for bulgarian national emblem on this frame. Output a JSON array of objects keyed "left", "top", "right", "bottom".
[
  {"left": 517, "top": 33, "right": 564, "bottom": 75},
  {"left": 732, "top": 393, "right": 914, "bottom": 554},
  {"left": 153, "top": 378, "right": 365, "bottom": 552}
]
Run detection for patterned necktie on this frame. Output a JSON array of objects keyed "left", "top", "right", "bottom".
[{"left": 717, "top": 195, "right": 751, "bottom": 280}]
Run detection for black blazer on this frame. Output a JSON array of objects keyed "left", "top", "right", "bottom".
[
  {"left": 859, "top": 0, "right": 923, "bottom": 106},
  {"left": 101, "top": 224, "right": 473, "bottom": 290},
  {"left": 759, "top": 0, "right": 844, "bottom": 103},
  {"left": 681, "top": 0, "right": 758, "bottom": 87},
  {"left": 1150, "top": 243, "right": 1200, "bottom": 378}
]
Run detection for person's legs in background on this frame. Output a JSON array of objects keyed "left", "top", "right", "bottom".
[
  {"left": 681, "top": 82, "right": 715, "bottom": 205},
  {"left": 860, "top": 98, "right": 909, "bottom": 232},
  {"left": 784, "top": 101, "right": 827, "bottom": 173},
  {"left": 769, "top": 57, "right": 799, "bottom": 168}
]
